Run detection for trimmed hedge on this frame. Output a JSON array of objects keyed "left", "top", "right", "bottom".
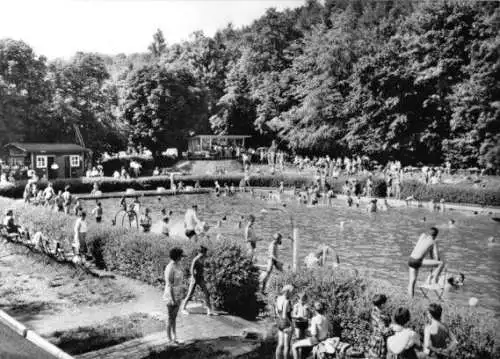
[
  {"left": 266, "top": 269, "right": 499, "bottom": 359},
  {"left": 0, "top": 197, "right": 261, "bottom": 320},
  {"left": 1, "top": 174, "right": 499, "bottom": 206}
]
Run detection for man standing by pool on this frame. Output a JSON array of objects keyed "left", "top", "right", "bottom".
[
  {"left": 408, "top": 227, "right": 445, "bottom": 298},
  {"left": 184, "top": 204, "right": 201, "bottom": 241},
  {"left": 261, "top": 233, "right": 284, "bottom": 293}
]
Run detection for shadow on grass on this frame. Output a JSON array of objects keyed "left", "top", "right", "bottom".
[
  {"left": 46, "top": 313, "right": 165, "bottom": 355},
  {"left": 1, "top": 301, "right": 58, "bottom": 323},
  {"left": 147, "top": 337, "right": 274, "bottom": 359}
]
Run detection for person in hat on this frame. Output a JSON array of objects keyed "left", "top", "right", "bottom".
[
  {"left": 184, "top": 204, "right": 202, "bottom": 240},
  {"left": 163, "top": 247, "right": 186, "bottom": 344},
  {"left": 275, "top": 284, "right": 294, "bottom": 359},
  {"left": 180, "top": 246, "right": 214, "bottom": 316},
  {"left": 261, "top": 232, "right": 284, "bottom": 292}
]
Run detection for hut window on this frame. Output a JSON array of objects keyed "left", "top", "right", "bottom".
[
  {"left": 70, "top": 155, "right": 80, "bottom": 167},
  {"left": 36, "top": 155, "right": 47, "bottom": 168}
]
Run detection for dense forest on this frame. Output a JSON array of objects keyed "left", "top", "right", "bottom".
[{"left": 0, "top": 0, "right": 498, "bottom": 169}]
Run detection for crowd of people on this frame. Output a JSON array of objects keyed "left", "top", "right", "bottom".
[
  {"left": 271, "top": 285, "right": 458, "bottom": 359},
  {"left": 1, "top": 161, "right": 483, "bottom": 359}
]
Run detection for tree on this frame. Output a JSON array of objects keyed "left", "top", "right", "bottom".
[
  {"left": 46, "top": 52, "right": 124, "bottom": 155},
  {"left": 122, "top": 64, "right": 207, "bottom": 156},
  {"left": 148, "top": 29, "right": 167, "bottom": 58},
  {"left": 0, "top": 39, "right": 50, "bottom": 148}
]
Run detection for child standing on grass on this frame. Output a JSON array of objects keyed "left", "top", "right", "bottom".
[
  {"left": 73, "top": 211, "right": 88, "bottom": 259},
  {"left": 140, "top": 208, "right": 152, "bottom": 233},
  {"left": 92, "top": 202, "right": 103, "bottom": 223},
  {"left": 62, "top": 185, "right": 72, "bottom": 214}
]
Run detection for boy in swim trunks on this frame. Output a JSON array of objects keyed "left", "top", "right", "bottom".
[
  {"left": 408, "top": 227, "right": 445, "bottom": 297},
  {"left": 184, "top": 204, "right": 201, "bottom": 240}
]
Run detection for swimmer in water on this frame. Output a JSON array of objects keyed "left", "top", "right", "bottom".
[
  {"left": 304, "top": 245, "right": 340, "bottom": 269},
  {"left": 367, "top": 199, "right": 377, "bottom": 213},
  {"left": 448, "top": 219, "right": 455, "bottom": 228},
  {"left": 408, "top": 227, "right": 445, "bottom": 298}
]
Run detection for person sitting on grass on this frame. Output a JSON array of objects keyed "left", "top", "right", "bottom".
[
  {"left": 292, "top": 301, "right": 330, "bottom": 359},
  {"left": 366, "top": 294, "right": 391, "bottom": 359},
  {"left": 139, "top": 208, "right": 153, "bottom": 233},
  {"left": 387, "top": 307, "right": 421, "bottom": 359},
  {"left": 423, "top": 303, "right": 457, "bottom": 359},
  {"left": 180, "top": 246, "right": 214, "bottom": 316},
  {"left": 3, "top": 209, "right": 21, "bottom": 236}
]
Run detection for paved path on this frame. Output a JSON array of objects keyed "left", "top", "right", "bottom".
[{"left": 0, "top": 321, "right": 59, "bottom": 359}]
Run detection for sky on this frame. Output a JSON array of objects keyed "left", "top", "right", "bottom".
[{"left": 0, "top": 0, "right": 305, "bottom": 59}]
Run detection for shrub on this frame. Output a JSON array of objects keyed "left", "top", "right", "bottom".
[
  {"left": 0, "top": 197, "right": 261, "bottom": 319},
  {"left": 266, "top": 269, "right": 499, "bottom": 359},
  {"left": 2, "top": 174, "right": 497, "bottom": 206}
]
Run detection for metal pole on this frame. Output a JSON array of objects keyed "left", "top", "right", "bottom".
[{"left": 292, "top": 228, "right": 299, "bottom": 272}]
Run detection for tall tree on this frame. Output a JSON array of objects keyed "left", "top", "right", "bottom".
[
  {"left": 0, "top": 39, "right": 50, "bottom": 148},
  {"left": 148, "top": 29, "right": 167, "bottom": 58},
  {"left": 122, "top": 64, "right": 207, "bottom": 156}
]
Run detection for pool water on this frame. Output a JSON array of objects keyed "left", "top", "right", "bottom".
[{"left": 87, "top": 192, "right": 500, "bottom": 314}]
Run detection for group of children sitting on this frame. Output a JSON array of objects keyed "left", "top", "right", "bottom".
[{"left": 275, "top": 286, "right": 457, "bottom": 359}]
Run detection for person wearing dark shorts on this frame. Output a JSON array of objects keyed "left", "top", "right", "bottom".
[
  {"left": 261, "top": 233, "right": 283, "bottom": 293},
  {"left": 408, "top": 227, "right": 445, "bottom": 297},
  {"left": 180, "top": 246, "right": 214, "bottom": 316},
  {"left": 184, "top": 205, "right": 201, "bottom": 240},
  {"left": 92, "top": 202, "right": 103, "bottom": 223}
]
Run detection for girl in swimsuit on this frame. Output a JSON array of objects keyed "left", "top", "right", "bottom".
[
  {"left": 163, "top": 248, "right": 185, "bottom": 344},
  {"left": 275, "top": 285, "right": 293, "bottom": 359}
]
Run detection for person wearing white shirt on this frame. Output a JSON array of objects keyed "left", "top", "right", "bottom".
[
  {"left": 292, "top": 301, "right": 330, "bottom": 359},
  {"left": 73, "top": 212, "right": 88, "bottom": 258},
  {"left": 184, "top": 205, "right": 201, "bottom": 240},
  {"left": 387, "top": 307, "right": 421, "bottom": 359}
]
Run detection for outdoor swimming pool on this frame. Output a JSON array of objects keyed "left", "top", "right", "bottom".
[{"left": 89, "top": 192, "right": 500, "bottom": 314}]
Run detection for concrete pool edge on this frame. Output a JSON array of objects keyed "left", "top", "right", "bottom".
[{"left": 74, "top": 187, "right": 500, "bottom": 215}]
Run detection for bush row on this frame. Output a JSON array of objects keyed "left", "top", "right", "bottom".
[
  {"left": 266, "top": 269, "right": 499, "bottom": 359},
  {"left": 0, "top": 197, "right": 261, "bottom": 320},
  {"left": 1, "top": 174, "right": 499, "bottom": 206}
]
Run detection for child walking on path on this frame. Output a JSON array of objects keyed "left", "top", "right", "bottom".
[{"left": 180, "top": 246, "right": 214, "bottom": 316}]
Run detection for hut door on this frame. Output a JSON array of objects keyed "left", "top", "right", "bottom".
[
  {"left": 47, "top": 156, "right": 57, "bottom": 179},
  {"left": 64, "top": 156, "right": 71, "bottom": 178}
]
